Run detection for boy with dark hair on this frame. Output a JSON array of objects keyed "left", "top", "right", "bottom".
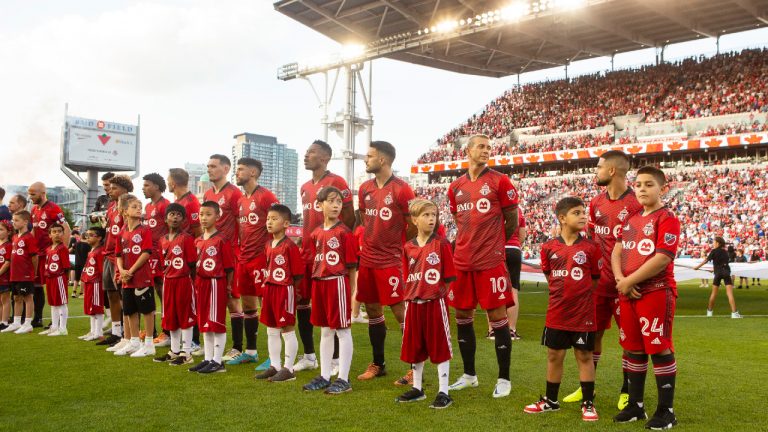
[
  {"left": 143, "top": 172, "right": 171, "bottom": 346},
  {"left": 40, "top": 223, "right": 71, "bottom": 336},
  {"left": 5, "top": 210, "right": 38, "bottom": 334},
  {"left": 79, "top": 227, "right": 106, "bottom": 341}
]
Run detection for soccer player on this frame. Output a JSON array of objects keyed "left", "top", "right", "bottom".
[
  {"left": 39, "top": 223, "right": 71, "bottom": 336},
  {"left": 524, "top": 197, "right": 601, "bottom": 421},
  {"left": 694, "top": 237, "right": 741, "bottom": 318},
  {"left": 4, "top": 210, "right": 38, "bottom": 334},
  {"left": 255, "top": 204, "right": 304, "bottom": 382},
  {"left": 447, "top": 134, "right": 519, "bottom": 398},
  {"left": 0, "top": 220, "right": 14, "bottom": 330},
  {"left": 302, "top": 187, "right": 358, "bottom": 394},
  {"left": 396, "top": 199, "right": 456, "bottom": 409},
  {"left": 79, "top": 227, "right": 106, "bottom": 341},
  {"left": 488, "top": 210, "right": 526, "bottom": 340},
  {"left": 154, "top": 203, "right": 198, "bottom": 366},
  {"left": 168, "top": 168, "right": 202, "bottom": 238},
  {"left": 142, "top": 173, "right": 170, "bottom": 346},
  {"left": 227, "top": 157, "right": 278, "bottom": 367},
  {"left": 357, "top": 140, "right": 416, "bottom": 384},
  {"left": 29, "top": 182, "right": 70, "bottom": 328},
  {"left": 188, "top": 201, "right": 235, "bottom": 374},
  {"left": 297, "top": 140, "right": 355, "bottom": 372},
  {"left": 114, "top": 195, "right": 157, "bottom": 358},
  {"left": 563, "top": 150, "right": 643, "bottom": 408},
  {"left": 0, "top": 187, "right": 10, "bottom": 222},
  {"left": 612, "top": 166, "right": 680, "bottom": 430}
]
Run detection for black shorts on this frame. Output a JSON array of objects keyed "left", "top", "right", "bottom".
[
  {"left": 713, "top": 273, "right": 733, "bottom": 286},
  {"left": 74, "top": 266, "right": 84, "bottom": 282},
  {"left": 505, "top": 248, "right": 522, "bottom": 291},
  {"left": 122, "top": 287, "right": 156, "bottom": 315},
  {"left": 102, "top": 259, "right": 120, "bottom": 292},
  {"left": 541, "top": 327, "right": 595, "bottom": 351},
  {"left": 12, "top": 282, "right": 34, "bottom": 296},
  {"left": 0, "top": 285, "right": 9, "bottom": 294}
]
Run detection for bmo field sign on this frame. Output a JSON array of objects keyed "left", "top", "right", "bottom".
[{"left": 63, "top": 116, "right": 138, "bottom": 171}]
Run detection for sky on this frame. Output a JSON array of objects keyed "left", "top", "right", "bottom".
[{"left": 1, "top": 0, "right": 767, "bottom": 205}]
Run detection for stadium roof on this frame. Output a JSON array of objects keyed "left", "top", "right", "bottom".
[{"left": 274, "top": 0, "right": 768, "bottom": 77}]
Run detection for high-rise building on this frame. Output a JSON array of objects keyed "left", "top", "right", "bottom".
[
  {"left": 231, "top": 133, "right": 298, "bottom": 213},
  {"left": 184, "top": 163, "right": 207, "bottom": 198}
]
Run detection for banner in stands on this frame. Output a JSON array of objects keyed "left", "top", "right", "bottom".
[
  {"left": 411, "top": 132, "right": 768, "bottom": 174},
  {"left": 63, "top": 116, "right": 138, "bottom": 171}
]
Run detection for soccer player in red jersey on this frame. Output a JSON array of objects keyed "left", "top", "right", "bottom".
[
  {"left": 488, "top": 210, "right": 527, "bottom": 340},
  {"left": 168, "top": 168, "right": 203, "bottom": 238},
  {"left": 6, "top": 210, "right": 39, "bottom": 334},
  {"left": 396, "top": 199, "right": 456, "bottom": 409},
  {"left": 29, "top": 182, "right": 70, "bottom": 328},
  {"left": 447, "top": 134, "right": 519, "bottom": 398},
  {"left": 79, "top": 227, "right": 106, "bottom": 341},
  {"left": 188, "top": 201, "right": 235, "bottom": 374},
  {"left": 0, "top": 220, "right": 13, "bottom": 330},
  {"left": 357, "top": 140, "right": 416, "bottom": 383},
  {"left": 40, "top": 224, "right": 71, "bottom": 336},
  {"left": 255, "top": 204, "right": 304, "bottom": 382},
  {"left": 302, "top": 187, "right": 358, "bottom": 395},
  {"left": 612, "top": 166, "right": 680, "bottom": 430},
  {"left": 524, "top": 197, "right": 601, "bottom": 421},
  {"left": 227, "top": 157, "right": 279, "bottom": 367},
  {"left": 142, "top": 173, "right": 170, "bottom": 345},
  {"left": 153, "top": 203, "right": 198, "bottom": 366},
  {"left": 296, "top": 140, "right": 355, "bottom": 372}
]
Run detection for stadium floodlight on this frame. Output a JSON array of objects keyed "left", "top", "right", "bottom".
[
  {"left": 341, "top": 44, "right": 365, "bottom": 61},
  {"left": 502, "top": 2, "right": 529, "bottom": 21},
  {"left": 552, "top": 0, "right": 588, "bottom": 10}
]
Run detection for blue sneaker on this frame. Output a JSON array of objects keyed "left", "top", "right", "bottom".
[
  {"left": 255, "top": 358, "right": 271, "bottom": 371},
  {"left": 226, "top": 352, "right": 257, "bottom": 366},
  {"left": 325, "top": 378, "right": 352, "bottom": 395},
  {"left": 303, "top": 375, "right": 331, "bottom": 391}
]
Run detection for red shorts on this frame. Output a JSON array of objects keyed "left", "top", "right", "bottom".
[
  {"left": 260, "top": 282, "right": 296, "bottom": 328},
  {"left": 356, "top": 265, "right": 404, "bottom": 306},
  {"left": 162, "top": 277, "right": 197, "bottom": 331},
  {"left": 595, "top": 295, "right": 620, "bottom": 331},
  {"left": 232, "top": 256, "right": 267, "bottom": 298},
  {"left": 45, "top": 275, "right": 68, "bottom": 306},
  {"left": 619, "top": 290, "right": 676, "bottom": 355},
  {"left": 195, "top": 276, "right": 227, "bottom": 333},
  {"left": 149, "top": 250, "right": 163, "bottom": 280},
  {"left": 298, "top": 262, "right": 313, "bottom": 300},
  {"left": 83, "top": 281, "right": 104, "bottom": 315},
  {"left": 401, "top": 298, "right": 453, "bottom": 364},
  {"left": 449, "top": 263, "right": 513, "bottom": 311},
  {"left": 311, "top": 276, "right": 351, "bottom": 329}
]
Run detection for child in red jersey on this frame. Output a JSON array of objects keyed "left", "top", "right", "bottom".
[
  {"left": 396, "top": 199, "right": 456, "bottom": 409},
  {"left": 255, "top": 204, "right": 304, "bottom": 382},
  {"left": 79, "top": 227, "right": 106, "bottom": 341},
  {"left": 524, "top": 197, "right": 601, "bottom": 421},
  {"left": 0, "top": 221, "right": 12, "bottom": 330},
  {"left": 40, "top": 223, "right": 71, "bottom": 336},
  {"left": 4, "top": 210, "right": 38, "bottom": 334}
]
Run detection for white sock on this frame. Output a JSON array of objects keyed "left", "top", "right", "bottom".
[
  {"left": 413, "top": 361, "right": 425, "bottom": 391},
  {"left": 112, "top": 321, "right": 122, "bottom": 337},
  {"left": 95, "top": 315, "right": 104, "bottom": 335},
  {"left": 213, "top": 332, "right": 226, "bottom": 364},
  {"left": 88, "top": 316, "right": 95, "bottom": 335},
  {"left": 49, "top": 306, "right": 60, "bottom": 330},
  {"left": 59, "top": 304, "right": 69, "bottom": 330},
  {"left": 437, "top": 361, "right": 450, "bottom": 394},
  {"left": 336, "top": 328, "right": 353, "bottom": 381},
  {"left": 320, "top": 327, "right": 335, "bottom": 380},
  {"left": 181, "top": 327, "right": 193, "bottom": 353},
  {"left": 13, "top": 316, "right": 21, "bottom": 325},
  {"left": 305, "top": 352, "right": 317, "bottom": 362},
  {"left": 130, "top": 336, "right": 140, "bottom": 346},
  {"left": 246, "top": 349, "right": 258, "bottom": 356},
  {"left": 267, "top": 327, "right": 282, "bottom": 368},
  {"left": 170, "top": 329, "right": 181, "bottom": 352},
  {"left": 203, "top": 333, "right": 214, "bottom": 361},
  {"left": 282, "top": 330, "right": 298, "bottom": 372}
]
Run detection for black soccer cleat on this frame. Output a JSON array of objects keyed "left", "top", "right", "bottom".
[
  {"left": 198, "top": 361, "right": 226, "bottom": 374},
  {"left": 396, "top": 387, "right": 426, "bottom": 403},
  {"left": 188, "top": 360, "right": 211, "bottom": 373},
  {"left": 97, "top": 334, "right": 121, "bottom": 346},
  {"left": 429, "top": 392, "right": 453, "bottom": 409},
  {"left": 645, "top": 408, "right": 678, "bottom": 430},
  {"left": 614, "top": 402, "right": 648, "bottom": 423}
]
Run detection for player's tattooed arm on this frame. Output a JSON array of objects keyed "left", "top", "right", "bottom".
[{"left": 503, "top": 207, "right": 519, "bottom": 241}]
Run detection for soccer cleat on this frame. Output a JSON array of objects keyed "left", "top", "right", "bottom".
[
  {"left": 618, "top": 393, "right": 630, "bottom": 410},
  {"left": 198, "top": 361, "right": 226, "bottom": 374},
  {"left": 190, "top": 342, "right": 203, "bottom": 357},
  {"left": 15, "top": 324, "right": 33, "bottom": 334},
  {"left": 269, "top": 368, "right": 297, "bottom": 382},
  {"left": 706, "top": 310, "right": 713, "bottom": 317},
  {"left": 510, "top": 329, "right": 522, "bottom": 340},
  {"left": 2, "top": 322, "right": 20, "bottom": 333},
  {"left": 115, "top": 341, "right": 141, "bottom": 356},
  {"left": 486, "top": 329, "right": 495, "bottom": 340},
  {"left": 78, "top": 333, "right": 92, "bottom": 340},
  {"left": 255, "top": 358, "right": 272, "bottom": 371},
  {"left": 226, "top": 352, "right": 257, "bottom": 366},
  {"left": 170, "top": 353, "right": 193, "bottom": 366},
  {"left": 613, "top": 403, "right": 648, "bottom": 423},
  {"left": 562, "top": 386, "right": 583, "bottom": 403},
  {"left": 645, "top": 408, "right": 677, "bottom": 430},
  {"left": 493, "top": 378, "right": 512, "bottom": 398},
  {"left": 396, "top": 387, "right": 426, "bottom": 403},
  {"left": 524, "top": 396, "right": 561, "bottom": 414},
  {"left": 153, "top": 333, "right": 170, "bottom": 347},
  {"left": 255, "top": 366, "right": 279, "bottom": 380},
  {"left": 293, "top": 355, "right": 318, "bottom": 372},
  {"left": 731, "top": 311, "right": 743, "bottom": 319},
  {"left": 582, "top": 400, "right": 599, "bottom": 421},
  {"left": 449, "top": 374, "right": 479, "bottom": 391},
  {"left": 222, "top": 348, "right": 241, "bottom": 362},
  {"left": 429, "top": 392, "right": 453, "bottom": 409},
  {"left": 331, "top": 359, "right": 339, "bottom": 377},
  {"left": 84, "top": 334, "right": 103, "bottom": 342},
  {"left": 357, "top": 363, "right": 386, "bottom": 381},
  {"left": 48, "top": 328, "right": 68, "bottom": 337},
  {"left": 99, "top": 334, "right": 122, "bottom": 346},
  {"left": 32, "top": 321, "right": 44, "bottom": 329},
  {"left": 303, "top": 375, "right": 331, "bottom": 391},
  {"left": 154, "top": 352, "right": 179, "bottom": 363},
  {"left": 106, "top": 339, "right": 129, "bottom": 352},
  {"left": 39, "top": 328, "right": 53, "bottom": 336},
  {"left": 188, "top": 360, "right": 211, "bottom": 372},
  {"left": 325, "top": 378, "right": 352, "bottom": 395},
  {"left": 130, "top": 345, "right": 156, "bottom": 358},
  {"left": 394, "top": 369, "right": 414, "bottom": 386},
  {"left": 0, "top": 323, "right": 7, "bottom": 331},
  {"left": 352, "top": 315, "right": 368, "bottom": 324}
]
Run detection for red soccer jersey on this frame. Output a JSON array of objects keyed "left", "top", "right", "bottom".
[
  {"left": 11, "top": 231, "right": 38, "bottom": 282},
  {"left": 81, "top": 246, "right": 104, "bottom": 283},
  {"left": 31, "top": 200, "right": 67, "bottom": 251},
  {"left": 0, "top": 241, "right": 12, "bottom": 285},
  {"left": 144, "top": 197, "right": 170, "bottom": 249},
  {"left": 116, "top": 224, "right": 154, "bottom": 289},
  {"left": 195, "top": 232, "right": 235, "bottom": 278},
  {"left": 238, "top": 186, "right": 279, "bottom": 262},
  {"left": 617, "top": 207, "right": 680, "bottom": 296},
  {"left": 403, "top": 234, "right": 457, "bottom": 301},
  {"left": 264, "top": 236, "right": 304, "bottom": 286},
  {"left": 300, "top": 172, "right": 353, "bottom": 261},
  {"left": 540, "top": 236, "right": 601, "bottom": 332},
  {"left": 44, "top": 243, "right": 70, "bottom": 277},
  {"left": 204, "top": 183, "right": 243, "bottom": 244},
  {"left": 104, "top": 201, "right": 123, "bottom": 259},
  {"left": 160, "top": 232, "right": 197, "bottom": 279},
  {"left": 309, "top": 222, "right": 358, "bottom": 278},
  {"left": 505, "top": 212, "right": 527, "bottom": 248},
  {"left": 589, "top": 189, "right": 643, "bottom": 297},
  {"left": 175, "top": 192, "right": 201, "bottom": 235},
  {"left": 449, "top": 168, "right": 519, "bottom": 271},
  {"left": 358, "top": 176, "right": 415, "bottom": 268}
]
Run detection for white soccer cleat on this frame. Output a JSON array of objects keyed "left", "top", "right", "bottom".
[
  {"left": 130, "top": 345, "right": 156, "bottom": 358},
  {"left": 293, "top": 355, "right": 318, "bottom": 372},
  {"left": 78, "top": 333, "right": 93, "bottom": 340},
  {"left": 351, "top": 315, "right": 368, "bottom": 324},
  {"left": 731, "top": 311, "right": 743, "bottom": 319},
  {"left": 48, "top": 328, "right": 68, "bottom": 337},
  {"left": 449, "top": 374, "right": 479, "bottom": 391},
  {"left": 493, "top": 379, "right": 512, "bottom": 398},
  {"left": 107, "top": 339, "right": 129, "bottom": 352},
  {"left": 1, "top": 322, "right": 21, "bottom": 333},
  {"left": 706, "top": 310, "right": 713, "bottom": 317},
  {"left": 15, "top": 324, "right": 34, "bottom": 334},
  {"left": 115, "top": 341, "right": 141, "bottom": 356},
  {"left": 39, "top": 328, "right": 54, "bottom": 336}
]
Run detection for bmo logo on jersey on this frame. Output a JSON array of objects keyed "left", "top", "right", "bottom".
[
  {"left": 202, "top": 258, "right": 216, "bottom": 272},
  {"left": 551, "top": 269, "right": 569, "bottom": 278},
  {"left": 240, "top": 213, "right": 259, "bottom": 225},
  {"left": 476, "top": 198, "right": 491, "bottom": 214},
  {"left": 85, "top": 267, "right": 95, "bottom": 277},
  {"left": 637, "top": 239, "right": 655, "bottom": 256},
  {"left": 48, "top": 262, "right": 59, "bottom": 272},
  {"left": 570, "top": 267, "right": 584, "bottom": 281},
  {"left": 172, "top": 257, "right": 184, "bottom": 270},
  {"left": 379, "top": 207, "right": 392, "bottom": 221},
  {"left": 325, "top": 251, "right": 340, "bottom": 265},
  {"left": 272, "top": 268, "right": 286, "bottom": 282},
  {"left": 424, "top": 269, "right": 441, "bottom": 285}
]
